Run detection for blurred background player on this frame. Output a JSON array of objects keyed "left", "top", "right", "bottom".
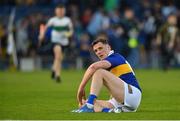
[{"left": 39, "top": 4, "right": 73, "bottom": 82}]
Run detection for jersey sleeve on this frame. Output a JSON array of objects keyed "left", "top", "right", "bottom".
[
  {"left": 67, "top": 18, "right": 73, "bottom": 32},
  {"left": 104, "top": 54, "right": 125, "bottom": 68},
  {"left": 46, "top": 18, "right": 54, "bottom": 27}
]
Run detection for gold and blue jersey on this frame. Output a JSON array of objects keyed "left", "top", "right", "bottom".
[{"left": 104, "top": 53, "right": 142, "bottom": 92}]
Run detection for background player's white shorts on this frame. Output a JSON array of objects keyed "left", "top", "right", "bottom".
[{"left": 108, "top": 81, "right": 142, "bottom": 112}]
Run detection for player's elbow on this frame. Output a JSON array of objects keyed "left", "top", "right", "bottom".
[{"left": 89, "top": 63, "right": 99, "bottom": 71}]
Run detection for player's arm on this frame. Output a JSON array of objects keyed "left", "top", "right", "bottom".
[
  {"left": 168, "top": 27, "right": 177, "bottom": 49},
  {"left": 77, "top": 60, "right": 111, "bottom": 105},
  {"left": 38, "top": 19, "right": 53, "bottom": 46},
  {"left": 156, "top": 26, "right": 164, "bottom": 46},
  {"left": 64, "top": 19, "right": 73, "bottom": 38},
  {"left": 38, "top": 24, "right": 48, "bottom": 42},
  {"left": 79, "top": 60, "right": 111, "bottom": 89}
]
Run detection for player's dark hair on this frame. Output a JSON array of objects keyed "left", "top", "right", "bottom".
[
  {"left": 56, "top": 4, "right": 65, "bottom": 9},
  {"left": 91, "top": 36, "right": 109, "bottom": 47}
]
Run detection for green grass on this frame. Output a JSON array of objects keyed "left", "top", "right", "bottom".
[{"left": 0, "top": 69, "right": 180, "bottom": 120}]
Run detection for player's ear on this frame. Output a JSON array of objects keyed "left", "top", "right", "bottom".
[
  {"left": 64, "top": 8, "right": 66, "bottom": 14},
  {"left": 107, "top": 44, "right": 111, "bottom": 50}
]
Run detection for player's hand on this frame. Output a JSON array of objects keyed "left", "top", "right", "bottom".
[
  {"left": 78, "top": 99, "right": 86, "bottom": 108},
  {"left": 168, "top": 42, "right": 174, "bottom": 50},
  {"left": 77, "top": 87, "right": 86, "bottom": 107},
  {"left": 38, "top": 40, "right": 42, "bottom": 47},
  {"left": 38, "top": 34, "right": 44, "bottom": 41},
  {"left": 63, "top": 32, "right": 72, "bottom": 38},
  {"left": 38, "top": 35, "right": 44, "bottom": 47}
]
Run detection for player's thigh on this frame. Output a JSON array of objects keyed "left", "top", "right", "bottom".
[
  {"left": 98, "top": 69, "right": 125, "bottom": 103},
  {"left": 53, "top": 44, "right": 62, "bottom": 57}
]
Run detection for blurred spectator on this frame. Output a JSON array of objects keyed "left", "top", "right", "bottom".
[
  {"left": 0, "top": 0, "right": 179, "bottom": 70},
  {"left": 156, "top": 14, "right": 179, "bottom": 70},
  {"left": 120, "top": 8, "right": 140, "bottom": 68},
  {"left": 87, "top": 7, "right": 110, "bottom": 37},
  {"left": 78, "top": 32, "right": 91, "bottom": 68},
  {"left": 161, "top": 0, "right": 177, "bottom": 18},
  {"left": 0, "top": 24, "right": 9, "bottom": 70},
  {"left": 106, "top": 25, "right": 128, "bottom": 57},
  {"left": 174, "top": 36, "right": 180, "bottom": 67},
  {"left": 81, "top": 8, "right": 92, "bottom": 29},
  {"left": 109, "top": 8, "right": 121, "bottom": 25},
  {"left": 104, "top": 0, "right": 119, "bottom": 12},
  {"left": 0, "top": 24, "right": 7, "bottom": 56},
  {"left": 138, "top": 10, "right": 158, "bottom": 68},
  {"left": 16, "top": 18, "right": 29, "bottom": 57}
]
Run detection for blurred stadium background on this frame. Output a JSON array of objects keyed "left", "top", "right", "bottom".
[
  {"left": 0, "top": 0, "right": 179, "bottom": 71},
  {"left": 0, "top": 0, "right": 180, "bottom": 120}
]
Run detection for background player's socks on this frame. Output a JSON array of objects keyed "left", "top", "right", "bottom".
[
  {"left": 51, "top": 70, "right": 55, "bottom": 79},
  {"left": 55, "top": 76, "right": 61, "bottom": 83}
]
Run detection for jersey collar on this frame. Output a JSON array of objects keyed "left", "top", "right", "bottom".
[{"left": 108, "top": 50, "right": 114, "bottom": 56}]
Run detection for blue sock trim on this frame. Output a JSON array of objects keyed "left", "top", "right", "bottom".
[
  {"left": 102, "top": 108, "right": 110, "bottom": 112},
  {"left": 87, "top": 94, "right": 97, "bottom": 105}
]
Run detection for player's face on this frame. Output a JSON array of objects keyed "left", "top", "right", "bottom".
[
  {"left": 55, "top": 7, "right": 65, "bottom": 18},
  {"left": 93, "top": 42, "right": 111, "bottom": 60},
  {"left": 168, "top": 15, "right": 177, "bottom": 25}
]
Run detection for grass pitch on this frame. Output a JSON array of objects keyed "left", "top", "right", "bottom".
[{"left": 0, "top": 69, "right": 180, "bottom": 120}]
